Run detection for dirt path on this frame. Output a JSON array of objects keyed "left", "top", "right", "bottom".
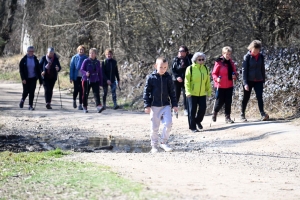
[{"left": 1, "top": 83, "right": 299, "bottom": 199}]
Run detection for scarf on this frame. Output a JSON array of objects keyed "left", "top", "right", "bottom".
[
  {"left": 224, "top": 59, "right": 233, "bottom": 81},
  {"left": 45, "top": 55, "right": 54, "bottom": 74}
]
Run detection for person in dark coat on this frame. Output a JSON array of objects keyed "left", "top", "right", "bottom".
[
  {"left": 40, "top": 47, "right": 61, "bottom": 109},
  {"left": 19, "top": 46, "right": 42, "bottom": 110}
]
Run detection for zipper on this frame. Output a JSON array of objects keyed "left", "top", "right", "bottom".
[
  {"left": 160, "top": 75, "right": 163, "bottom": 106},
  {"left": 199, "top": 66, "right": 203, "bottom": 96},
  {"left": 109, "top": 60, "right": 112, "bottom": 81}
]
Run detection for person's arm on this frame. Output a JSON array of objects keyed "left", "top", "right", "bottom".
[
  {"left": 205, "top": 71, "right": 212, "bottom": 97},
  {"left": 242, "top": 55, "right": 249, "bottom": 85},
  {"left": 34, "top": 57, "right": 42, "bottom": 85},
  {"left": 39, "top": 56, "right": 45, "bottom": 78},
  {"left": 19, "top": 58, "right": 25, "bottom": 81},
  {"left": 70, "top": 56, "right": 76, "bottom": 81},
  {"left": 261, "top": 54, "right": 266, "bottom": 83},
  {"left": 80, "top": 59, "right": 88, "bottom": 78},
  {"left": 115, "top": 60, "right": 120, "bottom": 82},
  {"left": 184, "top": 66, "right": 192, "bottom": 97},
  {"left": 98, "top": 61, "right": 103, "bottom": 86},
  {"left": 171, "top": 58, "right": 179, "bottom": 80},
  {"left": 55, "top": 56, "right": 62, "bottom": 72},
  {"left": 168, "top": 76, "right": 178, "bottom": 108},
  {"left": 101, "top": 60, "right": 108, "bottom": 83},
  {"left": 212, "top": 61, "right": 221, "bottom": 83},
  {"left": 143, "top": 75, "right": 152, "bottom": 109}
]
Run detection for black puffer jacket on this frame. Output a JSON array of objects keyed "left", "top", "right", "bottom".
[
  {"left": 242, "top": 51, "right": 265, "bottom": 85},
  {"left": 19, "top": 55, "right": 42, "bottom": 84},
  {"left": 171, "top": 56, "right": 192, "bottom": 81},
  {"left": 143, "top": 70, "right": 178, "bottom": 108},
  {"left": 102, "top": 58, "right": 120, "bottom": 86}
]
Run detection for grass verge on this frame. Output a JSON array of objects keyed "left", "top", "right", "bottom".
[{"left": 0, "top": 149, "right": 164, "bottom": 199}]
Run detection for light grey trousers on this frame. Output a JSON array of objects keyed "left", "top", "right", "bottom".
[{"left": 150, "top": 106, "right": 173, "bottom": 146}]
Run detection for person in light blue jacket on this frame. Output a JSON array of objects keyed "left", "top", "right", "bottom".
[{"left": 70, "top": 45, "right": 88, "bottom": 110}]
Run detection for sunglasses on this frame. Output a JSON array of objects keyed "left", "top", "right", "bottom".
[{"left": 198, "top": 59, "right": 205, "bottom": 61}]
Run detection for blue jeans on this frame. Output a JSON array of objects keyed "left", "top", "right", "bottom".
[
  {"left": 241, "top": 81, "right": 265, "bottom": 116},
  {"left": 103, "top": 82, "right": 117, "bottom": 106}
]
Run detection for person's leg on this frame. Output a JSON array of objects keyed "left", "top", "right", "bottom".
[
  {"left": 224, "top": 87, "right": 233, "bottom": 116},
  {"left": 111, "top": 82, "right": 118, "bottom": 108},
  {"left": 77, "top": 77, "right": 83, "bottom": 109},
  {"left": 150, "top": 106, "right": 162, "bottom": 147},
  {"left": 43, "top": 79, "right": 49, "bottom": 103},
  {"left": 82, "top": 80, "right": 90, "bottom": 108},
  {"left": 48, "top": 79, "right": 56, "bottom": 104},
  {"left": 160, "top": 106, "right": 172, "bottom": 143},
  {"left": 212, "top": 88, "right": 225, "bottom": 122},
  {"left": 91, "top": 82, "right": 101, "bottom": 106},
  {"left": 174, "top": 81, "right": 181, "bottom": 104},
  {"left": 73, "top": 79, "right": 79, "bottom": 101},
  {"left": 20, "top": 80, "right": 29, "bottom": 108},
  {"left": 241, "top": 82, "right": 254, "bottom": 115},
  {"left": 28, "top": 78, "right": 37, "bottom": 107},
  {"left": 195, "top": 96, "right": 207, "bottom": 124},
  {"left": 102, "top": 85, "right": 108, "bottom": 108},
  {"left": 187, "top": 96, "right": 197, "bottom": 130},
  {"left": 253, "top": 82, "right": 266, "bottom": 116}
]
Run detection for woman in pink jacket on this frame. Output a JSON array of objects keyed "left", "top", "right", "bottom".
[{"left": 212, "top": 46, "right": 237, "bottom": 123}]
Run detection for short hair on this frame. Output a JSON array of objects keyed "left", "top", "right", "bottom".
[
  {"left": 222, "top": 46, "right": 232, "bottom": 54},
  {"left": 77, "top": 45, "right": 86, "bottom": 52},
  {"left": 104, "top": 48, "right": 113, "bottom": 55},
  {"left": 89, "top": 48, "right": 98, "bottom": 54},
  {"left": 156, "top": 57, "right": 168, "bottom": 64},
  {"left": 247, "top": 40, "right": 262, "bottom": 50},
  {"left": 27, "top": 46, "right": 34, "bottom": 52},
  {"left": 47, "top": 47, "right": 54, "bottom": 53},
  {"left": 191, "top": 52, "right": 206, "bottom": 63},
  {"left": 178, "top": 45, "right": 189, "bottom": 52}
]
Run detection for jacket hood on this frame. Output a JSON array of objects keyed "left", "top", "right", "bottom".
[{"left": 151, "top": 70, "right": 170, "bottom": 76}]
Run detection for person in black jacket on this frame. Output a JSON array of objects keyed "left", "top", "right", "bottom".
[
  {"left": 40, "top": 47, "right": 61, "bottom": 109},
  {"left": 143, "top": 57, "right": 178, "bottom": 153},
  {"left": 102, "top": 49, "right": 120, "bottom": 110},
  {"left": 241, "top": 40, "right": 269, "bottom": 121},
  {"left": 171, "top": 45, "right": 192, "bottom": 116},
  {"left": 19, "top": 46, "right": 42, "bottom": 110}
]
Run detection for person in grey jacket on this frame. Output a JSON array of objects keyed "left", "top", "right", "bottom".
[
  {"left": 241, "top": 40, "right": 269, "bottom": 121},
  {"left": 143, "top": 57, "right": 178, "bottom": 153}
]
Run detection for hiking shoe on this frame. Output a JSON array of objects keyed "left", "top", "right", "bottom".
[
  {"left": 225, "top": 115, "right": 234, "bottom": 124},
  {"left": 184, "top": 109, "right": 188, "bottom": 116},
  {"left": 28, "top": 106, "right": 34, "bottom": 111},
  {"left": 83, "top": 107, "right": 88, "bottom": 113},
  {"left": 113, "top": 105, "right": 119, "bottom": 110},
  {"left": 240, "top": 113, "right": 247, "bottom": 122},
  {"left": 191, "top": 129, "right": 199, "bottom": 133},
  {"left": 261, "top": 113, "right": 269, "bottom": 121},
  {"left": 196, "top": 122, "right": 203, "bottom": 130},
  {"left": 151, "top": 146, "right": 159, "bottom": 153},
  {"left": 19, "top": 99, "right": 24, "bottom": 108},
  {"left": 212, "top": 112, "right": 217, "bottom": 122},
  {"left": 73, "top": 100, "right": 77, "bottom": 108},
  {"left": 78, "top": 104, "right": 83, "bottom": 110},
  {"left": 97, "top": 105, "right": 104, "bottom": 113},
  {"left": 46, "top": 103, "right": 52, "bottom": 109},
  {"left": 159, "top": 143, "right": 173, "bottom": 152}
]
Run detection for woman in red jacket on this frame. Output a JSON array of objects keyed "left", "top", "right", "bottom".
[{"left": 212, "top": 46, "right": 237, "bottom": 123}]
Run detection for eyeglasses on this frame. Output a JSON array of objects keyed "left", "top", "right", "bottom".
[
  {"left": 28, "top": 51, "right": 34, "bottom": 53},
  {"left": 198, "top": 59, "right": 205, "bottom": 61},
  {"left": 178, "top": 50, "right": 186, "bottom": 53}
]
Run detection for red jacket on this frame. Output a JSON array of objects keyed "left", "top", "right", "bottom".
[{"left": 212, "top": 57, "right": 237, "bottom": 88}]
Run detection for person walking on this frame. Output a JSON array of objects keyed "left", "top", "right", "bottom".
[
  {"left": 143, "top": 57, "right": 178, "bottom": 153},
  {"left": 241, "top": 40, "right": 269, "bottom": 121},
  {"left": 185, "top": 52, "right": 211, "bottom": 132},
  {"left": 102, "top": 48, "right": 120, "bottom": 110},
  {"left": 70, "top": 45, "right": 88, "bottom": 110},
  {"left": 19, "top": 46, "right": 42, "bottom": 110},
  {"left": 40, "top": 47, "right": 61, "bottom": 109},
  {"left": 212, "top": 46, "right": 237, "bottom": 123},
  {"left": 80, "top": 48, "right": 104, "bottom": 113},
  {"left": 172, "top": 45, "right": 192, "bottom": 116}
]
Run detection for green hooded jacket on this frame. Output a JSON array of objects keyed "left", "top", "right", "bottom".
[{"left": 184, "top": 63, "right": 211, "bottom": 97}]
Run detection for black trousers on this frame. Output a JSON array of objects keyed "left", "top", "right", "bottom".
[
  {"left": 241, "top": 81, "right": 265, "bottom": 116},
  {"left": 174, "top": 81, "right": 187, "bottom": 110},
  {"left": 82, "top": 81, "right": 101, "bottom": 107},
  {"left": 73, "top": 77, "right": 83, "bottom": 104},
  {"left": 43, "top": 78, "right": 56, "bottom": 104},
  {"left": 21, "top": 78, "right": 37, "bottom": 106},
  {"left": 213, "top": 87, "right": 233, "bottom": 115},
  {"left": 187, "top": 96, "right": 206, "bottom": 130}
]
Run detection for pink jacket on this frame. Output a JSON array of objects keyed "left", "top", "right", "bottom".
[{"left": 212, "top": 57, "right": 237, "bottom": 88}]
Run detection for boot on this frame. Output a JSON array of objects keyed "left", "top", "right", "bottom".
[
  {"left": 240, "top": 113, "right": 247, "bottom": 122},
  {"left": 225, "top": 115, "right": 234, "bottom": 124},
  {"left": 212, "top": 112, "right": 217, "bottom": 122}
]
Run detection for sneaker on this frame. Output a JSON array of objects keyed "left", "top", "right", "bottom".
[
  {"left": 196, "top": 122, "right": 203, "bottom": 130},
  {"left": 261, "top": 113, "right": 269, "bottom": 121},
  {"left": 159, "top": 143, "right": 173, "bottom": 152},
  {"left": 97, "top": 105, "right": 104, "bottom": 113},
  {"left": 212, "top": 112, "right": 217, "bottom": 122},
  {"left": 240, "top": 113, "right": 247, "bottom": 122},
  {"left": 46, "top": 103, "right": 52, "bottom": 109},
  {"left": 225, "top": 115, "right": 234, "bottom": 124},
  {"left": 73, "top": 100, "right": 77, "bottom": 109},
  {"left": 184, "top": 109, "right": 188, "bottom": 116},
  {"left": 191, "top": 129, "right": 199, "bottom": 133},
  {"left": 78, "top": 104, "right": 83, "bottom": 110},
  {"left": 83, "top": 107, "right": 88, "bottom": 113},
  {"left": 19, "top": 99, "right": 24, "bottom": 108},
  {"left": 113, "top": 105, "right": 119, "bottom": 110},
  {"left": 28, "top": 106, "right": 34, "bottom": 111},
  {"left": 151, "top": 146, "right": 158, "bottom": 153}
]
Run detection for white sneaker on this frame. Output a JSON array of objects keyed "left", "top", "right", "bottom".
[
  {"left": 151, "top": 146, "right": 158, "bottom": 153},
  {"left": 184, "top": 109, "right": 188, "bottom": 116},
  {"left": 159, "top": 143, "right": 173, "bottom": 152}
]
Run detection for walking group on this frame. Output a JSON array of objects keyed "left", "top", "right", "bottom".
[
  {"left": 19, "top": 46, "right": 120, "bottom": 113},
  {"left": 143, "top": 40, "right": 269, "bottom": 153},
  {"left": 19, "top": 40, "right": 269, "bottom": 153}
]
